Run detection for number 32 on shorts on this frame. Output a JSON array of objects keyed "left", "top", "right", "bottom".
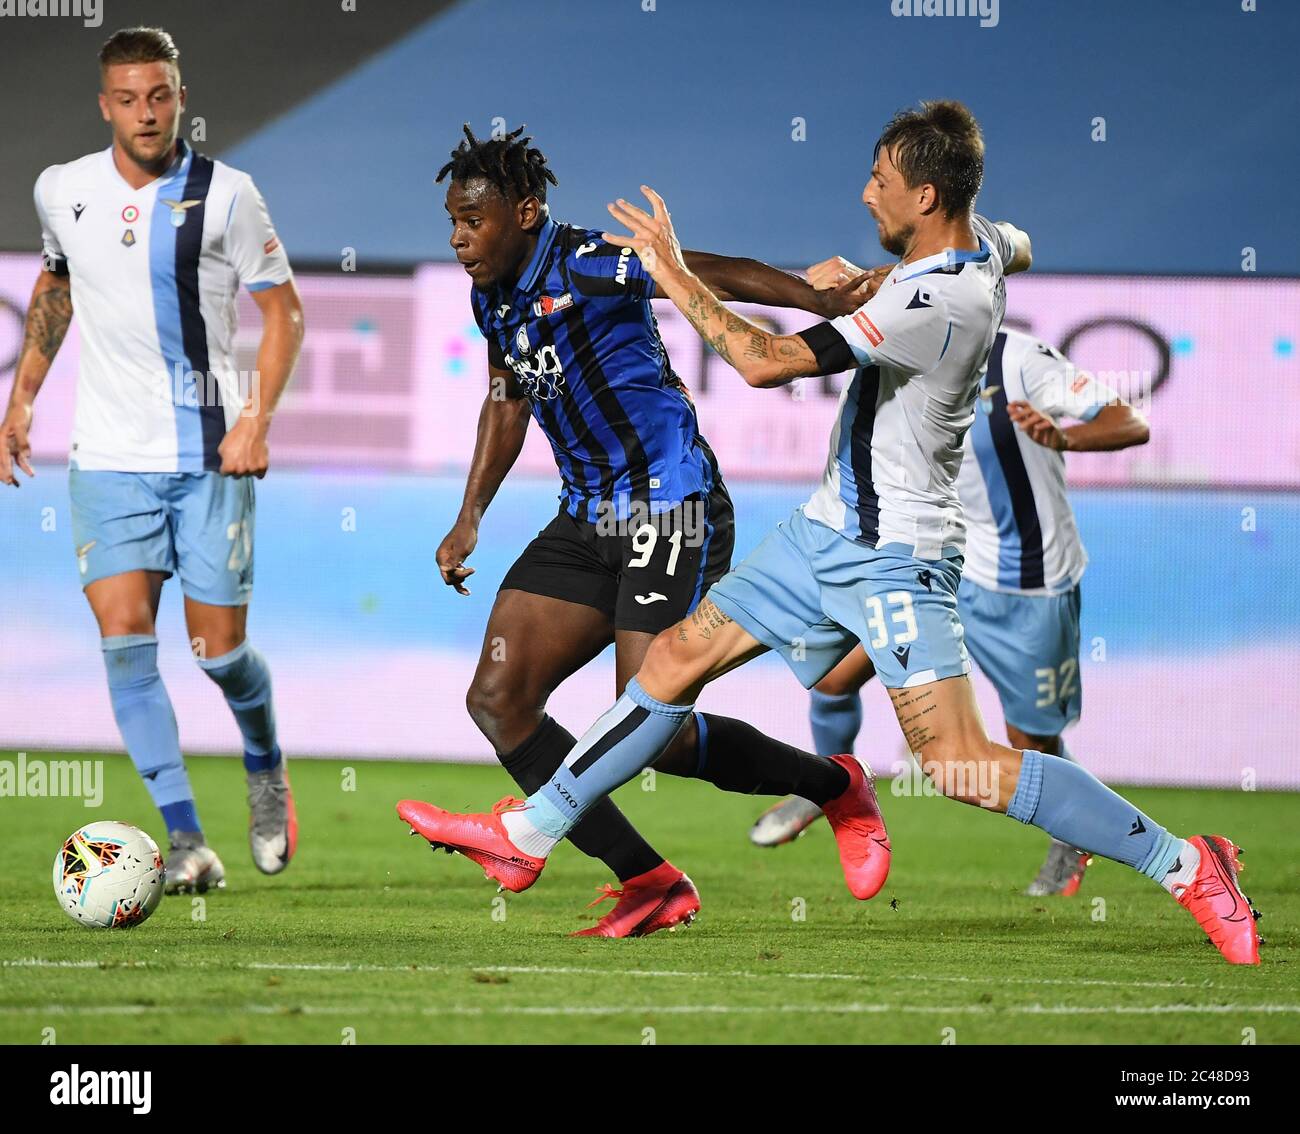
[
  {"left": 863, "top": 592, "right": 919, "bottom": 649},
  {"left": 1034, "top": 659, "right": 1078, "bottom": 708}
]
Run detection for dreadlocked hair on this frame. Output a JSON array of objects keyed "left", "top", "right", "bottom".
[{"left": 436, "top": 123, "right": 558, "bottom": 205}]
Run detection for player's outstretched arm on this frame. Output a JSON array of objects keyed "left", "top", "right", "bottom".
[
  {"left": 437, "top": 364, "right": 531, "bottom": 595},
  {"left": 1, "top": 269, "right": 72, "bottom": 488},
  {"left": 605, "top": 188, "right": 828, "bottom": 389},
  {"left": 218, "top": 280, "right": 305, "bottom": 478},
  {"left": 676, "top": 250, "right": 874, "bottom": 318},
  {"left": 1008, "top": 400, "right": 1149, "bottom": 452}
]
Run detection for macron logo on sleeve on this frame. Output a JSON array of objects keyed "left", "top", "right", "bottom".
[{"left": 853, "top": 310, "right": 884, "bottom": 347}]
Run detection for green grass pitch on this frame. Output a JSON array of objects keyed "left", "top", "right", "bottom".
[{"left": 3, "top": 752, "right": 1296, "bottom": 1045}]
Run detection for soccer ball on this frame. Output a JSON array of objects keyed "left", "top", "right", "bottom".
[{"left": 53, "top": 821, "right": 165, "bottom": 929}]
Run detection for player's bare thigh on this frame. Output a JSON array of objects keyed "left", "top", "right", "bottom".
[
  {"left": 184, "top": 595, "right": 248, "bottom": 659},
  {"left": 815, "top": 644, "right": 875, "bottom": 696},
  {"left": 466, "top": 588, "right": 614, "bottom": 750},
  {"left": 635, "top": 597, "right": 768, "bottom": 706},
  {"left": 887, "top": 674, "right": 1024, "bottom": 812},
  {"left": 84, "top": 570, "right": 166, "bottom": 637}
]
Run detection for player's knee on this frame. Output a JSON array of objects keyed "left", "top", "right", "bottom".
[
  {"left": 94, "top": 599, "right": 155, "bottom": 639},
  {"left": 192, "top": 630, "right": 245, "bottom": 660},
  {"left": 465, "top": 674, "right": 527, "bottom": 743},
  {"left": 640, "top": 625, "right": 706, "bottom": 693},
  {"left": 99, "top": 616, "right": 155, "bottom": 638}
]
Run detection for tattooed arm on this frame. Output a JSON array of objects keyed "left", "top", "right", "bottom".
[
  {"left": 605, "top": 188, "right": 830, "bottom": 389},
  {"left": 1, "top": 269, "right": 73, "bottom": 486},
  {"left": 675, "top": 250, "right": 873, "bottom": 319}
]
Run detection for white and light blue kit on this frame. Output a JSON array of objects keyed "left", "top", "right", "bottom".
[
  {"left": 35, "top": 139, "right": 292, "bottom": 603},
  {"left": 956, "top": 328, "right": 1118, "bottom": 734},
  {"left": 710, "top": 216, "right": 1016, "bottom": 690}
]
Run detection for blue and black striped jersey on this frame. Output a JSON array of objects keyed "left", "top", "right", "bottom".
[{"left": 470, "top": 217, "right": 717, "bottom": 522}]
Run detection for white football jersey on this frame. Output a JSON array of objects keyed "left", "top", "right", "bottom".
[
  {"left": 35, "top": 141, "right": 292, "bottom": 472},
  {"left": 957, "top": 328, "right": 1118, "bottom": 595},
  {"left": 804, "top": 214, "right": 1013, "bottom": 559}
]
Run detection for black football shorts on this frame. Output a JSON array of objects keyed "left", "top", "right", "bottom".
[{"left": 500, "top": 483, "right": 735, "bottom": 634}]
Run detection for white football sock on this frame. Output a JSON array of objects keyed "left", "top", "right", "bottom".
[
  {"left": 1159, "top": 839, "right": 1201, "bottom": 894},
  {"left": 502, "top": 809, "right": 559, "bottom": 858}
]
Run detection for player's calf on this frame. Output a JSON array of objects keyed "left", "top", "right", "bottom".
[
  {"left": 888, "top": 678, "right": 1023, "bottom": 810},
  {"left": 912, "top": 739, "right": 1016, "bottom": 810}
]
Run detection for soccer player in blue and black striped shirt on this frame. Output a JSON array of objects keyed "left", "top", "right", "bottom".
[{"left": 422, "top": 125, "right": 870, "bottom": 936}]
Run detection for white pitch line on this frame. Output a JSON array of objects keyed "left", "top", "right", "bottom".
[
  {"left": 0, "top": 957, "right": 1235, "bottom": 993},
  {"left": 2, "top": 1002, "right": 1298, "bottom": 1018}
]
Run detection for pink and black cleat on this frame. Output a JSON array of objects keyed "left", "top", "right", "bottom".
[{"left": 397, "top": 796, "right": 545, "bottom": 893}]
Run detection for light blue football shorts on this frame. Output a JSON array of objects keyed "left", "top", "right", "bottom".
[
  {"left": 68, "top": 468, "right": 255, "bottom": 606},
  {"left": 707, "top": 506, "right": 970, "bottom": 690},
  {"left": 958, "top": 577, "right": 1082, "bottom": 736}
]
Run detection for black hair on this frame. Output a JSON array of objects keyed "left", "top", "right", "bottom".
[
  {"left": 436, "top": 123, "right": 558, "bottom": 205},
  {"left": 874, "top": 100, "right": 984, "bottom": 219}
]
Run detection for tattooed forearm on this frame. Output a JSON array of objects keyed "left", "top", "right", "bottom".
[
  {"left": 665, "top": 268, "right": 822, "bottom": 387},
  {"left": 684, "top": 290, "right": 734, "bottom": 366},
  {"left": 22, "top": 278, "right": 73, "bottom": 365}
]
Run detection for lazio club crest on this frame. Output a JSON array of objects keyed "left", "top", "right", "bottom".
[{"left": 161, "top": 198, "right": 202, "bottom": 228}]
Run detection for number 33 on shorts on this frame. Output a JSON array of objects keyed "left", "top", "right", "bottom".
[
  {"left": 863, "top": 592, "right": 919, "bottom": 648},
  {"left": 846, "top": 564, "right": 972, "bottom": 690}
]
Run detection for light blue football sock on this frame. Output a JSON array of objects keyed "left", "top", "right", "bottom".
[
  {"left": 809, "top": 689, "right": 863, "bottom": 756},
  {"left": 1006, "top": 750, "right": 1185, "bottom": 881},
  {"left": 195, "top": 639, "right": 282, "bottom": 773},
  {"left": 530, "top": 677, "right": 694, "bottom": 839},
  {"left": 102, "top": 635, "right": 199, "bottom": 835}
]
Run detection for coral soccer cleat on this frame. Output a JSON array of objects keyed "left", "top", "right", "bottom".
[
  {"left": 570, "top": 863, "right": 700, "bottom": 938},
  {"left": 820, "top": 754, "right": 891, "bottom": 900},
  {"left": 1172, "top": 835, "right": 1262, "bottom": 965},
  {"left": 397, "top": 796, "right": 545, "bottom": 894}
]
